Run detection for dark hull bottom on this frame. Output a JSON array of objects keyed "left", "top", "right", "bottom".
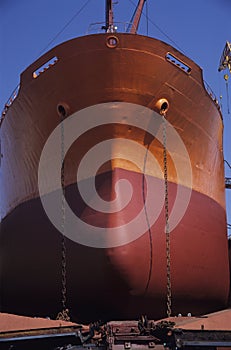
[{"left": 0, "top": 168, "right": 229, "bottom": 323}]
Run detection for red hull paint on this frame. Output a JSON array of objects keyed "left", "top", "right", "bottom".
[
  {"left": 0, "top": 168, "right": 229, "bottom": 322},
  {"left": 0, "top": 33, "right": 229, "bottom": 322}
]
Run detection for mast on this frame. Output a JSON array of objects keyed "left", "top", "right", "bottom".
[
  {"left": 104, "top": 0, "right": 146, "bottom": 34},
  {"left": 129, "top": 0, "right": 146, "bottom": 34},
  {"left": 105, "top": 0, "right": 114, "bottom": 32}
]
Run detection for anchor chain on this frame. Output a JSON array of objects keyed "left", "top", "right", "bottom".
[
  {"left": 162, "top": 113, "right": 172, "bottom": 318},
  {"left": 56, "top": 111, "right": 70, "bottom": 322}
]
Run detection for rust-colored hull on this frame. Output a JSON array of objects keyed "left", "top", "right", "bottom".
[
  {"left": 0, "top": 33, "right": 229, "bottom": 321},
  {"left": 0, "top": 168, "right": 228, "bottom": 322}
]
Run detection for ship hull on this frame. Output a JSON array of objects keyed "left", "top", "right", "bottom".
[
  {"left": 0, "top": 33, "right": 229, "bottom": 321},
  {"left": 0, "top": 167, "right": 228, "bottom": 322}
]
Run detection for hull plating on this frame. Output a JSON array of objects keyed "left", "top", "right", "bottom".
[
  {"left": 0, "top": 168, "right": 229, "bottom": 322},
  {"left": 0, "top": 34, "right": 229, "bottom": 321}
]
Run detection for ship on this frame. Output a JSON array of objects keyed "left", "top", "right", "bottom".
[{"left": 0, "top": 0, "right": 230, "bottom": 325}]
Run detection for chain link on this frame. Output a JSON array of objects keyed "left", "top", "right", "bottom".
[
  {"left": 162, "top": 113, "right": 172, "bottom": 318},
  {"left": 56, "top": 112, "right": 70, "bottom": 322},
  {"left": 56, "top": 109, "right": 171, "bottom": 321}
]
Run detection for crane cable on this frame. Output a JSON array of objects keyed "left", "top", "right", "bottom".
[
  {"left": 224, "top": 74, "right": 230, "bottom": 114},
  {"left": 37, "top": 0, "right": 92, "bottom": 57},
  {"left": 127, "top": 0, "right": 185, "bottom": 53},
  {"left": 225, "top": 160, "right": 231, "bottom": 169},
  {"left": 145, "top": 0, "right": 149, "bottom": 36}
]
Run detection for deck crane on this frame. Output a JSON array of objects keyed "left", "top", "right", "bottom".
[
  {"left": 225, "top": 159, "right": 231, "bottom": 189},
  {"left": 218, "top": 41, "right": 231, "bottom": 73},
  {"left": 219, "top": 42, "right": 231, "bottom": 189},
  {"left": 219, "top": 41, "right": 231, "bottom": 115},
  {"left": 226, "top": 177, "right": 231, "bottom": 189}
]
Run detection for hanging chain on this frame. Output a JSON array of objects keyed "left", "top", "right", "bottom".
[
  {"left": 162, "top": 113, "right": 172, "bottom": 318},
  {"left": 56, "top": 112, "right": 70, "bottom": 322}
]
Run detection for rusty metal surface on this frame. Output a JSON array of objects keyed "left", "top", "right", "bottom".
[
  {"left": 0, "top": 170, "right": 229, "bottom": 322},
  {"left": 0, "top": 33, "right": 229, "bottom": 322},
  {"left": 0, "top": 34, "right": 225, "bottom": 218},
  {"left": 0, "top": 312, "right": 78, "bottom": 333},
  {"left": 158, "top": 309, "right": 231, "bottom": 331},
  {"left": 1, "top": 311, "right": 231, "bottom": 349}
]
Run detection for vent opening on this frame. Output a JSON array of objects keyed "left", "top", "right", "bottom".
[
  {"left": 166, "top": 53, "right": 191, "bottom": 74},
  {"left": 33, "top": 56, "right": 58, "bottom": 78}
]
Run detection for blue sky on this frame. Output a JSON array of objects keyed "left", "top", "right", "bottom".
[{"left": 0, "top": 0, "right": 231, "bottom": 228}]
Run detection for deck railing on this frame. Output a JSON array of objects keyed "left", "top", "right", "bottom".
[
  {"left": 0, "top": 84, "right": 20, "bottom": 124},
  {"left": 203, "top": 80, "right": 221, "bottom": 110},
  {"left": 87, "top": 21, "right": 135, "bottom": 34}
]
